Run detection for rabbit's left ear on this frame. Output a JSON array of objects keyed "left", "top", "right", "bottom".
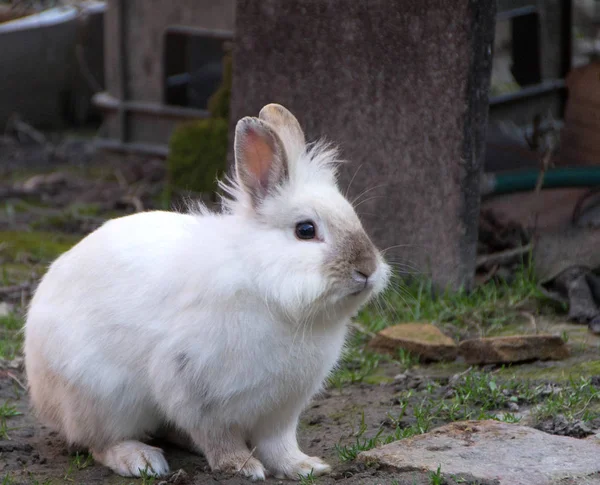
[
  {"left": 259, "top": 104, "right": 305, "bottom": 162},
  {"left": 234, "top": 117, "right": 288, "bottom": 207}
]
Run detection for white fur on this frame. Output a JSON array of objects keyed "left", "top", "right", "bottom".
[{"left": 24, "top": 105, "right": 390, "bottom": 480}]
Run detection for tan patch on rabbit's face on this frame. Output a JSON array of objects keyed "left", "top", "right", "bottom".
[{"left": 324, "top": 218, "right": 380, "bottom": 298}]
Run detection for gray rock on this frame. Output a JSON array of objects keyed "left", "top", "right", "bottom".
[{"left": 358, "top": 420, "right": 600, "bottom": 485}]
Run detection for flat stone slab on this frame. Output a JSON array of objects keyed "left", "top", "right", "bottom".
[
  {"left": 368, "top": 323, "right": 458, "bottom": 362},
  {"left": 459, "top": 334, "right": 569, "bottom": 364},
  {"left": 359, "top": 420, "right": 600, "bottom": 485}
]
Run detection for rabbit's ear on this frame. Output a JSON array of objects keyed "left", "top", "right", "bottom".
[
  {"left": 234, "top": 117, "right": 288, "bottom": 206},
  {"left": 259, "top": 104, "right": 305, "bottom": 161}
]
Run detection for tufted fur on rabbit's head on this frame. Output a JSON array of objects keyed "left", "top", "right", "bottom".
[{"left": 217, "top": 104, "right": 390, "bottom": 322}]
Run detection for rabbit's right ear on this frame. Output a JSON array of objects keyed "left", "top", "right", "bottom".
[
  {"left": 234, "top": 117, "right": 289, "bottom": 207},
  {"left": 259, "top": 104, "right": 305, "bottom": 162}
]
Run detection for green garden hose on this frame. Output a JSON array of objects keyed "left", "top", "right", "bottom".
[{"left": 481, "top": 167, "right": 600, "bottom": 196}]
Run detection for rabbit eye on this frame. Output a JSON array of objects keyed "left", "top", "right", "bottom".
[{"left": 295, "top": 221, "right": 316, "bottom": 240}]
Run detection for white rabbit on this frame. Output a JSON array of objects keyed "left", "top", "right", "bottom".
[{"left": 24, "top": 104, "right": 391, "bottom": 480}]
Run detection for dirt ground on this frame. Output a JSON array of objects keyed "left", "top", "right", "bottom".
[
  {"left": 1, "top": 361, "right": 504, "bottom": 485},
  {"left": 2, "top": 130, "right": 600, "bottom": 485}
]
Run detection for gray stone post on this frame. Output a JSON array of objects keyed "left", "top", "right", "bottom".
[{"left": 230, "top": 0, "right": 496, "bottom": 290}]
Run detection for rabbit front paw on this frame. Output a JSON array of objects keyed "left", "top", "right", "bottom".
[
  {"left": 92, "top": 440, "right": 169, "bottom": 477},
  {"left": 272, "top": 456, "right": 331, "bottom": 480},
  {"left": 213, "top": 454, "right": 266, "bottom": 481}
]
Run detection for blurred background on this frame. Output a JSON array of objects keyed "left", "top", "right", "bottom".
[
  {"left": 0, "top": 0, "right": 600, "bottom": 295},
  {"left": 3, "top": 4, "right": 600, "bottom": 484}
]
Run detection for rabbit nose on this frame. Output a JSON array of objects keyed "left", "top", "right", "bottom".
[{"left": 352, "top": 270, "right": 370, "bottom": 287}]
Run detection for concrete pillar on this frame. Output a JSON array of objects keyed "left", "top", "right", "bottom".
[{"left": 230, "top": 0, "right": 496, "bottom": 290}]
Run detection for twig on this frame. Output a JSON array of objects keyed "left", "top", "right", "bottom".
[
  {"left": 477, "top": 264, "right": 498, "bottom": 285},
  {"left": 0, "top": 283, "right": 30, "bottom": 295},
  {"left": 531, "top": 137, "right": 556, "bottom": 235},
  {"left": 449, "top": 366, "right": 474, "bottom": 384},
  {"left": 236, "top": 447, "right": 257, "bottom": 475},
  {"left": 571, "top": 187, "right": 600, "bottom": 226},
  {"left": 9, "top": 117, "right": 47, "bottom": 146},
  {"left": 574, "top": 394, "right": 597, "bottom": 419},
  {"left": 6, "top": 372, "right": 26, "bottom": 391},
  {"left": 120, "top": 195, "right": 144, "bottom": 213},
  {"left": 475, "top": 243, "right": 533, "bottom": 268},
  {"left": 519, "top": 311, "right": 537, "bottom": 334},
  {"left": 348, "top": 321, "right": 376, "bottom": 339},
  {"left": 114, "top": 169, "right": 128, "bottom": 189}
]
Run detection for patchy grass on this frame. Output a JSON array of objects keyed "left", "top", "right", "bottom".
[
  {"left": 138, "top": 468, "right": 158, "bottom": 485},
  {"left": 0, "top": 400, "right": 22, "bottom": 440},
  {"left": 0, "top": 230, "right": 80, "bottom": 264},
  {"left": 330, "top": 264, "right": 552, "bottom": 388},
  {"left": 335, "top": 370, "right": 600, "bottom": 461},
  {"left": 370, "top": 264, "right": 548, "bottom": 335},
  {"left": 0, "top": 313, "right": 24, "bottom": 360},
  {"left": 533, "top": 376, "right": 600, "bottom": 423},
  {"left": 329, "top": 339, "right": 385, "bottom": 388},
  {"left": 64, "top": 452, "right": 94, "bottom": 481},
  {"left": 298, "top": 470, "right": 318, "bottom": 485},
  {"left": 328, "top": 331, "right": 420, "bottom": 389},
  {"left": 1, "top": 475, "right": 15, "bottom": 485},
  {"left": 429, "top": 465, "right": 443, "bottom": 485}
]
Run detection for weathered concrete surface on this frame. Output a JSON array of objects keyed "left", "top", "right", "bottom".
[
  {"left": 231, "top": 0, "right": 496, "bottom": 290},
  {"left": 459, "top": 335, "right": 570, "bottom": 365},
  {"left": 368, "top": 323, "right": 457, "bottom": 361},
  {"left": 359, "top": 420, "right": 600, "bottom": 485}
]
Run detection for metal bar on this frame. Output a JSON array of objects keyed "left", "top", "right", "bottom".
[
  {"left": 559, "top": 0, "right": 573, "bottom": 118},
  {"left": 489, "top": 79, "right": 566, "bottom": 106},
  {"left": 164, "top": 26, "right": 233, "bottom": 39},
  {"left": 117, "top": 0, "right": 128, "bottom": 143},
  {"left": 93, "top": 92, "right": 210, "bottom": 120},
  {"left": 94, "top": 138, "right": 170, "bottom": 157},
  {"left": 496, "top": 5, "right": 537, "bottom": 21}
]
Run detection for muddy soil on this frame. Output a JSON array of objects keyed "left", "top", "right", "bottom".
[{"left": 0, "top": 362, "right": 497, "bottom": 485}]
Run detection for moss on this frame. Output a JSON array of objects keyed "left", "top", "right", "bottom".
[
  {"left": 0, "top": 230, "right": 80, "bottom": 263},
  {"left": 0, "top": 313, "right": 24, "bottom": 360},
  {"left": 496, "top": 359, "right": 600, "bottom": 382},
  {"left": 165, "top": 118, "right": 229, "bottom": 201},
  {"left": 207, "top": 52, "right": 232, "bottom": 119},
  {"left": 1, "top": 262, "right": 44, "bottom": 286},
  {"left": 362, "top": 374, "right": 394, "bottom": 385},
  {"left": 164, "top": 51, "right": 232, "bottom": 205}
]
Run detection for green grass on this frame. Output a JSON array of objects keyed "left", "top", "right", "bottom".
[
  {"left": 328, "top": 342, "right": 384, "bottom": 388},
  {"left": 0, "top": 230, "right": 79, "bottom": 263},
  {"left": 429, "top": 465, "right": 443, "bottom": 485},
  {"left": 298, "top": 470, "right": 317, "bottom": 485},
  {"left": 138, "top": 469, "right": 158, "bottom": 485},
  {"left": 0, "top": 313, "right": 24, "bottom": 360},
  {"left": 362, "top": 263, "right": 546, "bottom": 336},
  {"left": 335, "top": 370, "right": 600, "bottom": 461},
  {"left": 329, "top": 266, "right": 548, "bottom": 388},
  {"left": 328, "top": 332, "right": 420, "bottom": 389},
  {"left": 64, "top": 452, "right": 94, "bottom": 481},
  {"left": 1, "top": 475, "right": 15, "bottom": 485},
  {"left": 0, "top": 400, "right": 22, "bottom": 440},
  {"left": 330, "top": 263, "right": 552, "bottom": 387},
  {"left": 533, "top": 376, "right": 600, "bottom": 423}
]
